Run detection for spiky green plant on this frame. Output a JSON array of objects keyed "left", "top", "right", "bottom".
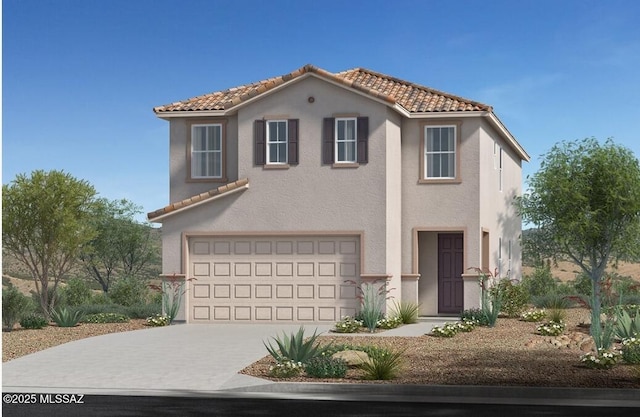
[
  {"left": 264, "top": 327, "right": 326, "bottom": 364},
  {"left": 614, "top": 308, "right": 640, "bottom": 340},
  {"left": 358, "top": 348, "right": 404, "bottom": 380},
  {"left": 391, "top": 300, "right": 420, "bottom": 324},
  {"left": 51, "top": 307, "right": 84, "bottom": 327}
]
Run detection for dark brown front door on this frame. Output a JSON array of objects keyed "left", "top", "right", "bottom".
[{"left": 438, "top": 233, "right": 464, "bottom": 314}]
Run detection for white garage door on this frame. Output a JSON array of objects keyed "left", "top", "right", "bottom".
[{"left": 187, "top": 235, "right": 361, "bottom": 323}]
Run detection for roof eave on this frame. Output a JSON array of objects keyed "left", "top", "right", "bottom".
[{"left": 148, "top": 182, "right": 250, "bottom": 222}]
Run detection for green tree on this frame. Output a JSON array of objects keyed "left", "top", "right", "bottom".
[
  {"left": 79, "top": 199, "right": 156, "bottom": 293},
  {"left": 2, "top": 170, "right": 97, "bottom": 318},
  {"left": 518, "top": 138, "right": 640, "bottom": 340}
]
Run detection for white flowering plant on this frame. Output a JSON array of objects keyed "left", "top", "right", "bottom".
[
  {"left": 458, "top": 318, "right": 480, "bottom": 332},
  {"left": 536, "top": 320, "right": 565, "bottom": 336},
  {"left": 268, "top": 359, "right": 304, "bottom": 378},
  {"left": 333, "top": 316, "right": 363, "bottom": 333},
  {"left": 580, "top": 348, "right": 620, "bottom": 369},
  {"left": 521, "top": 309, "right": 546, "bottom": 323},
  {"left": 431, "top": 323, "right": 460, "bottom": 338},
  {"left": 146, "top": 314, "right": 170, "bottom": 327},
  {"left": 377, "top": 316, "right": 403, "bottom": 330},
  {"left": 621, "top": 337, "right": 640, "bottom": 364}
]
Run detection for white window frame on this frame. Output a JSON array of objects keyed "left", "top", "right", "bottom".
[
  {"left": 266, "top": 120, "right": 288, "bottom": 165},
  {"left": 191, "top": 124, "right": 223, "bottom": 179},
  {"left": 335, "top": 118, "right": 357, "bottom": 163},
  {"left": 425, "top": 125, "right": 456, "bottom": 179},
  {"left": 493, "top": 141, "right": 498, "bottom": 169}
]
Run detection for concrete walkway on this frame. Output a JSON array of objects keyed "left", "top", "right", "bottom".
[{"left": 2, "top": 320, "right": 444, "bottom": 396}]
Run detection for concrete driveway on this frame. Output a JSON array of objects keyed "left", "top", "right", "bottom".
[
  {"left": 2, "top": 323, "right": 335, "bottom": 396},
  {"left": 2, "top": 320, "right": 445, "bottom": 396}
]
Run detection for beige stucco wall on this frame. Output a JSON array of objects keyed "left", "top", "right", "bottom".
[
  {"left": 400, "top": 117, "right": 482, "bottom": 273},
  {"left": 169, "top": 117, "right": 239, "bottom": 203},
  {"left": 162, "top": 75, "right": 396, "bottom": 282},
  {"left": 478, "top": 121, "right": 523, "bottom": 281}
]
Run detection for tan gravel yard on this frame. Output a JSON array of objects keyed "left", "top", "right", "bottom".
[
  {"left": 3, "top": 309, "right": 639, "bottom": 388},
  {"left": 241, "top": 308, "right": 640, "bottom": 388}
]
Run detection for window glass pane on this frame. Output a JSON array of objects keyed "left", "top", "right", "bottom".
[
  {"left": 426, "top": 154, "right": 434, "bottom": 177},
  {"left": 278, "top": 143, "right": 286, "bottom": 162},
  {"left": 268, "top": 144, "right": 278, "bottom": 163},
  {"left": 212, "top": 126, "right": 221, "bottom": 151},
  {"left": 337, "top": 120, "right": 346, "bottom": 141},
  {"left": 441, "top": 153, "right": 449, "bottom": 177},
  {"left": 426, "top": 129, "right": 433, "bottom": 152},
  {"left": 447, "top": 153, "right": 455, "bottom": 177},
  {"left": 337, "top": 142, "right": 346, "bottom": 161},
  {"left": 213, "top": 152, "right": 222, "bottom": 177},
  {"left": 346, "top": 142, "right": 356, "bottom": 162},
  {"left": 193, "top": 127, "right": 205, "bottom": 151},
  {"left": 346, "top": 120, "right": 355, "bottom": 140},
  {"left": 269, "top": 122, "right": 278, "bottom": 142},
  {"left": 433, "top": 128, "right": 441, "bottom": 152}
]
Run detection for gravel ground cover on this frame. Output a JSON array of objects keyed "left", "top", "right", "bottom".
[
  {"left": 241, "top": 308, "right": 640, "bottom": 388},
  {"left": 3, "top": 309, "right": 639, "bottom": 388},
  {"left": 2, "top": 319, "right": 149, "bottom": 362}
]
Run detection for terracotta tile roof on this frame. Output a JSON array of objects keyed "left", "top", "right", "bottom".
[
  {"left": 147, "top": 178, "right": 249, "bottom": 221},
  {"left": 153, "top": 64, "right": 491, "bottom": 114}
]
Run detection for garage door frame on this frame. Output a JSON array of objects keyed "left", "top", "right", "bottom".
[{"left": 182, "top": 231, "right": 366, "bottom": 323}]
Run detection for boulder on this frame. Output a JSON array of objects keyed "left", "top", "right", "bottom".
[{"left": 332, "top": 350, "right": 370, "bottom": 367}]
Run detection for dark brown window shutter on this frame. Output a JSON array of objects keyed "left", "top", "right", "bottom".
[
  {"left": 254, "top": 120, "right": 265, "bottom": 166},
  {"left": 322, "top": 117, "right": 335, "bottom": 165},
  {"left": 357, "top": 117, "right": 369, "bottom": 164},
  {"left": 288, "top": 119, "right": 299, "bottom": 165}
]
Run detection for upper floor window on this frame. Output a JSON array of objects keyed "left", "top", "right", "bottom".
[
  {"left": 425, "top": 126, "right": 456, "bottom": 178},
  {"left": 254, "top": 119, "right": 298, "bottom": 166},
  {"left": 335, "top": 118, "right": 357, "bottom": 163},
  {"left": 322, "top": 117, "right": 369, "bottom": 165},
  {"left": 267, "top": 120, "right": 288, "bottom": 164},
  {"left": 191, "top": 124, "right": 223, "bottom": 178}
]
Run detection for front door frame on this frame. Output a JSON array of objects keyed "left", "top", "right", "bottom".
[
  {"left": 437, "top": 232, "right": 464, "bottom": 314},
  {"left": 412, "top": 227, "right": 467, "bottom": 316}
]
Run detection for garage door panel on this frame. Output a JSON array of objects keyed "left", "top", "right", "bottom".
[{"left": 189, "top": 235, "right": 360, "bottom": 323}]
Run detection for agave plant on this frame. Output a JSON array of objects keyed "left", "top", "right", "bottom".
[
  {"left": 614, "top": 308, "right": 640, "bottom": 341},
  {"left": 51, "top": 307, "right": 84, "bottom": 327},
  {"left": 264, "top": 326, "right": 327, "bottom": 364},
  {"left": 391, "top": 300, "right": 420, "bottom": 324}
]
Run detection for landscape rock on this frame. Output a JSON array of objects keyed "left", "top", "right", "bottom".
[{"left": 332, "top": 350, "right": 370, "bottom": 366}]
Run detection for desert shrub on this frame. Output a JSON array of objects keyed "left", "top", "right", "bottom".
[
  {"left": 75, "top": 303, "right": 129, "bottom": 316},
  {"left": 520, "top": 309, "right": 546, "bottom": 322},
  {"left": 494, "top": 279, "right": 528, "bottom": 318},
  {"left": 91, "top": 292, "right": 112, "bottom": 305},
  {"left": 3, "top": 285, "right": 33, "bottom": 331},
  {"left": 124, "top": 302, "right": 161, "bottom": 319},
  {"left": 333, "top": 316, "right": 362, "bottom": 333},
  {"left": 620, "top": 294, "right": 640, "bottom": 306},
  {"left": 537, "top": 321, "right": 566, "bottom": 336},
  {"left": 391, "top": 300, "right": 420, "bottom": 324},
  {"left": 51, "top": 307, "right": 84, "bottom": 327},
  {"left": 356, "top": 281, "right": 387, "bottom": 332},
  {"left": 359, "top": 348, "right": 404, "bottom": 380},
  {"left": 304, "top": 356, "right": 348, "bottom": 378},
  {"left": 60, "top": 278, "right": 93, "bottom": 306},
  {"left": 613, "top": 308, "right": 640, "bottom": 341},
  {"left": 146, "top": 314, "right": 169, "bottom": 326},
  {"left": 570, "top": 272, "right": 593, "bottom": 296},
  {"left": 264, "top": 327, "right": 326, "bottom": 364},
  {"left": 19, "top": 313, "right": 48, "bottom": 329},
  {"left": 376, "top": 316, "right": 402, "bottom": 329},
  {"left": 621, "top": 338, "right": 640, "bottom": 364},
  {"left": 531, "top": 293, "right": 572, "bottom": 309},
  {"left": 521, "top": 265, "right": 557, "bottom": 298},
  {"left": 547, "top": 308, "right": 566, "bottom": 323},
  {"left": 109, "top": 276, "right": 149, "bottom": 307},
  {"left": 83, "top": 312, "right": 129, "bottom": 323},
  {"left": 30, "top": 286, "right": 62, "bottom": 314},
  {"left": 268, "top": 359, "right": 304, "bottom": 378},
  {"left": 460, "top": 308, "right": 490, "bottom": 327}
]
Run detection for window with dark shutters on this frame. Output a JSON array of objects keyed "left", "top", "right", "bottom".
[
  {"left": 288, "top": 119, "right": 299, "bottom": 165},
  {"left": 322, "top": 117, "right": 335, "bottom": 164},
  {"left": 356, "top": 117, "right": 368, "bottom": 164},
  {"left": 254, "top": 120, "right": 266, "bottom": 166}
]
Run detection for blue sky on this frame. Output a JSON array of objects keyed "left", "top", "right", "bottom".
[{"left": 3, "top": 0, "right": 640, "bottom": 223}]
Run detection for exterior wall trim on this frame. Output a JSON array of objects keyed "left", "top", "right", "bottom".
[{"left": 411, "top": 226, "right": 469, "bottom": 275}]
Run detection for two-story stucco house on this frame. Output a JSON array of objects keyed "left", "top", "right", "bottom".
[{"left": 148, "top": 64, "right": 529, "bottom": 323}]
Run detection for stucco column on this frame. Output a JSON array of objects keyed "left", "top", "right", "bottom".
[{"left": 461, "top": 272, "right": 482, "bottom": 311}]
